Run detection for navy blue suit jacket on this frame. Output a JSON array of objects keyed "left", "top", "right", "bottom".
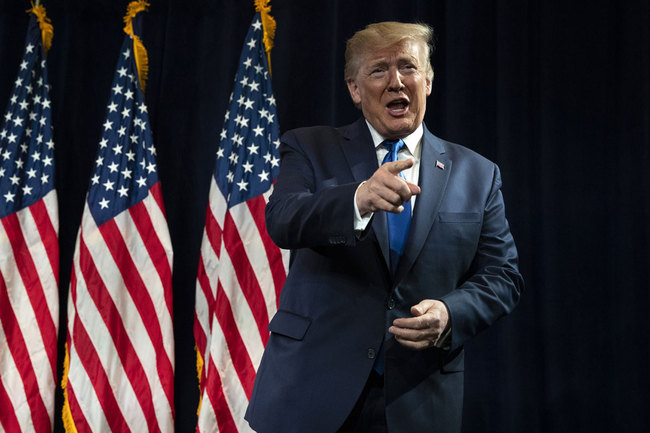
[{"left": 245, "top": 119, "right": 523, "bottom": 433}]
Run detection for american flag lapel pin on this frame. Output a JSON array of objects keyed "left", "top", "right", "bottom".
[{"left": 436, "top": 160, "right": 445, "bottom": 170}]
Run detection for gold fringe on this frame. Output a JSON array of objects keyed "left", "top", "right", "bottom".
[
  {"left": 123, "top": 1, "right": 150, "bottom": 92},
  {"left": 195, "top": 346, "right": 204, "bottom": 416},
  {"left": 254, "top": 0, "right": 276, "bottom": 75},
  {"left": 61, "top": 344, "right": 79, "bottom": 433},
  {"left": 27, "top": 2, "right": 53, "bottom": 54}
]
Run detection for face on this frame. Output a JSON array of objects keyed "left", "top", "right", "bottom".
[{"left": 347, "top": 40, "right": 432, "bottom": 139}]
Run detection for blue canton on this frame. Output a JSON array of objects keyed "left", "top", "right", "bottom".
[
  {"left": 86, "top": 35, "right": 159, "bottom": 226},
  {"left": 214, "top": 13, "right": 281, "bottom": 208},
  {"left": 0, "top": 16, "right": 55, "bottom": 219}
]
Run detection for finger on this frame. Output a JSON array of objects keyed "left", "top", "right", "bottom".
[
  {"left": 406, "top": 180, "right": 421, "bottom": 195},
  {"left": 383, "top": 158, "right": 414, "bottom": 175},
  {"left": 391, "top": 315, "right": 428, "bottom": 330},
  {"left": 388, "top": 325, "right": 432, "bottom": 341},
  {"left": 393, "top": 335, "right": 433, "bottom": 351}
]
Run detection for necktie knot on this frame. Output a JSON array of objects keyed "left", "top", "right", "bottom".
[{"left": 382, "top": 139, "right": 405, "bottom": 164}]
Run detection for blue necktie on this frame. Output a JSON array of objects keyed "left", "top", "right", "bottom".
[{"left": 382, "top": 139, "right": 411, "bottom": 275}]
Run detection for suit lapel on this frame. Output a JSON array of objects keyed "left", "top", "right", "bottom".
[
  {"left": 394, "top": 129, "right": 450, "bottom": 283},
  {"left": 339, "top": 119, "right": 391, "bottom": 269}
]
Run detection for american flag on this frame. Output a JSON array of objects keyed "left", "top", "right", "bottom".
[
  {"left": 0, "top": 11, "right": 58, "bottom": 433},
  {"left": 62, "top": 8, "right": 175, "bottom": 432},
  {"left": 194, "top": 11, "right": 288, "bottom": 432}
]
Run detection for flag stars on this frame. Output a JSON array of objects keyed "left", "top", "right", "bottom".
[
  {"left": 108, "top": 102, "right": 118, "bottom": 113},
  {"left": 42, "top": 156, "right": 53, "bottom": 167},
  {"left": 237, "top": 179, "right": 248, "bottom": 191},
  {"left": 118, "top": 186, "right": 129, "bottom": 197},
  {"left": 41, "top": 173, "right": 49, "bottom": 184},
  {"left": 99, "top": 197, "right": 110, "bottom": 209},
  {"left": 146, "top": 162, "right": 156, "bottom": 174},
  {"left": 243, "top": 57, "right": 253, "bottom": 68},
  {"left": 91, "top": 174, "right": 100, "bottom": 184},
  {"left": 246, "top": 38, "right": 257, "bottom": 50},
  {"left": 99, "top": 138, "right": 109, "bottom": 149},
  {"left": 108, "top": 162, "right": 119, "bottom": 173},
  {"left": 242, "top": 161, "right": 254, "bottom": 173},
  {"left": 112, "top": 144, "right": 122, "bottom": 155},
  {"left": 126, "top": 150, "right": 135, "bottom": 161},
  {"left": 4, "top": 191, "right": 15, "bottom": 202},
  {"left": 252, "top": 20, "right": 262, "bottom": 31},
  {"left": 136, "top": 176, "right": 147, "bottom": 188},
  {"left": 104, "top": 120, "right": 113, "bottom": 130},
  {"left": 22, "top": 185, "right": 32, "bottom": 195},
  {"left": 103, "top": 179, "right": 114, "bottom": 191},
  {"left": 253, "top": 125, "right": 264, "bottom": 137},
  {"left": 258, "top": 170, "right": 270, "bottom": 182},
  {"left": 121, "top": 168, "right": 132, "bottom": 179},
  {"left": 123, "top": 49, "right": 131, "bottom": 59},
  {"left": 113, "top": 84, "right": 123, "bottom": 95},
  {"left": 122, "top": 107, "right": 130, "bottom": 118}
]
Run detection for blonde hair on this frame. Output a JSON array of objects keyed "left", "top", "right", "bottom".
[{"left": 344, "top": 21, "right": 435, "bottom": 82}]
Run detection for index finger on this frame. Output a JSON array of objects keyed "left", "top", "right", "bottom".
[
  {"left": 383, "top": 158, "right": 414, "bottom": 175},
  {"left": 392, "top": 315, "right": 427, "bottom": 330}
]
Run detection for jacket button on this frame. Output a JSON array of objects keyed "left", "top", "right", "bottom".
[
  {"left": 387, "top": 297, "right": 395, "bottom": 310},
  {"left": 367, "top": 348, "right": 376, "bottom": 359}
]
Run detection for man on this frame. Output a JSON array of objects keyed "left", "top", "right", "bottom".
[{"left": 245, "top": 21, "right": 523, "bottom": 433}]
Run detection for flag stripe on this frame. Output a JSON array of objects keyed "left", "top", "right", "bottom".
[
  {"left": 214, "top": 281, "right": 257, "bottom": 398},
  {"left": 0, "top": 376, "right": 22, "bottom": 432},
  {"left": 77, "top": 232, "right": 162, "bottom": 433},
  {"left": 141, "top": 182, "right": 173, "bottom": 310},
  {"left": 0, "top": 272, "right": 51, "bottom": 433},
  {"left": 222, "top": 211, "right": 270, "bottom": 343},
  {"left": 96, "top": 216, "right": 175, "bottom": 412},
  {"left": 28, "top": 194, "right": 59, "bottom": 283},
  {"left": 202, "top": 360, "right": 237, "bottom": 433},
  {"left": 245, "top": 195, "right": 284, "bottom": 301},
  {"left": 1, "top": 214, "right": 58, "bottom": 378},
  {"left": 69, "top": 302, "right": 131, "bottom": 433}
]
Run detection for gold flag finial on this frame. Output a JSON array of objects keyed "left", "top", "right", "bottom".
[
  {"left": 123, "top": 1, "right": 150, "bottom": 92},
  {"left": 27, "top": 1, "right": 53, "bottom": 54},
  {"left": 254, "top": 0, "right": 276, "bottom": 75}
]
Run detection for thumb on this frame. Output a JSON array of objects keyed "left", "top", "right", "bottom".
[{"left": 410, "top": 299, "right": 436, "bottom": 316}]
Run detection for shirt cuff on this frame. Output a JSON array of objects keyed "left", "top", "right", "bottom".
[{"left": 353, "top": 181, "right": 373, "bottom": 232}]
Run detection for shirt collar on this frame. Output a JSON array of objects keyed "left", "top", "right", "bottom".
[{"left": 365, "top": 119, "right": 423, "bottom": 156}]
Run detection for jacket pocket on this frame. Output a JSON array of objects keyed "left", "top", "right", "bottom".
[
  {"left": 268, "top": 310, "right": 311, "bottom": 341},
  {"left": 438, "top": 212, "right": 482, "bottom": 223}
]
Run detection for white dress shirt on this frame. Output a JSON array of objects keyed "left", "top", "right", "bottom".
[{"left": 353, "top": 120, "right": 423, "bottom": 231}]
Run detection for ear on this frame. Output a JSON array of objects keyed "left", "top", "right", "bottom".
[
  {"left": 346, "top": 79, "right": 362, "bottom": 106},
  {"left": 425, "top": 69, "right": 433, "bottom": 96}
]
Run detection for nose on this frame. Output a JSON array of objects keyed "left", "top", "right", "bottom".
[{"left": 386, "top": 67, "right": 404, "bottom": 92}]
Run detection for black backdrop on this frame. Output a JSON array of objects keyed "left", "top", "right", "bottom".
[{"left": 1, "top": 1, "right": 649, "bottom": 432}]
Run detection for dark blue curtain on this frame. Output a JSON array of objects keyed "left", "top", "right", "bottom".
[{"left": 1, "top": 1, "right": 648, "bottom": 432}]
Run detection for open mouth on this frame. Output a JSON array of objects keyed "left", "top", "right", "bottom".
[{"left": 386, "top": 98, "right": 409, "bottom": 115}]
